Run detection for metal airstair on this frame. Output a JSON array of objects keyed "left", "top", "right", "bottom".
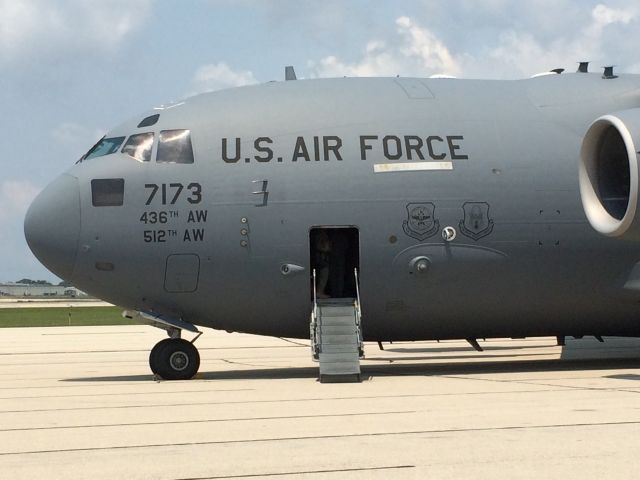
[{"left": 310, "top": 269, "right": 364, "bottom": 383}]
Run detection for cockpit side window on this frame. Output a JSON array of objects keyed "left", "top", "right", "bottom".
[
  {"left": 157, "top": 129, "right": 194, "bottom": 164},
  {"left": 121, "top": 132, "right": 154, "bottom": 162},
  {"left": 83, "top": 136, "right": 126, "bottom": 161},
  {"left": 91, "top": 179, "right": 125, "bottom": 207}
]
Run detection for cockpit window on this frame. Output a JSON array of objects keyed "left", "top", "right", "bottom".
[
  {"left": 121, "top": 132, "right": 154, "bottom": 162},
  {"left": 83, "top": 136, "right": 126, "bottom": 161},
  {"left": 157, "top": 129, "right": 194, "bottom": 164}
]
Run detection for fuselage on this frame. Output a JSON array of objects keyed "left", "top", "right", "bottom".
[{"left": 25, "top": 73, "right": 640, "bottom": 341}]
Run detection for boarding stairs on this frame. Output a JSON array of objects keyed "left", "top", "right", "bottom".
[{"left": 310, "top": 269, "right": 364, "bottom": 383}]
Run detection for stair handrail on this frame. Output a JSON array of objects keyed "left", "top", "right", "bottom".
[
  {"left": 310, "top": 268, "right": 320, "bottom": 360},
  {"left": 353, "top": 267, "right": 364, "bottom": 356},
  {"left": 354, "top": 267, "right": 361, "bottom": 318},
  {"left": 312, "top": 268, "right": 319, "bottom": 319}
]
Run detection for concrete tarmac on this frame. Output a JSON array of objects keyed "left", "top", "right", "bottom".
[{"left": 0, "top": 326, "right": 639, "bottom": 479}]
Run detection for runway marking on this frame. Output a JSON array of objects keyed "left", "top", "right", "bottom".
[
  {"left": 276, "top": 338, "right": 309, "bottom": 347},
  {"left": 174, "top": 465, "right": 415, "bottom": 479},
  {"left": 0, "top": 390, "right": 572, "bottom": 414},
  {"left": 443, "top": 375, "right": 640, "bottom": 395},
  {"left": 0, "top": 354, "right": 306, "bottom": 368},
  {"left": 1, "top": 420, "right": 639, "bottom": 456},
  {"left": 514, "top": 380, "right": 640, "bottom": 394},
  {"left": 0, "top": 382, "right": 249, "bottom": 391},
  {"left": 0, "top": 388, "right": 255, "bottom": 400},
  {"left": 0, "top": 410, "right": 414, "bottom": 432},
  {"left": 0, "top": 345, "right": 305, "bottom": 355},
  {"left": 219, "top": 358, "right": 292, "bottom": 368},
  {"left": 41, "top": 331, "right": 148, "bottom": 335}
]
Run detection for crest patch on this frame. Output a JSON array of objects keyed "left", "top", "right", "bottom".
[
  {"left": 459, "top": 202, "right": 494, "bottom": 240},
  {"left": 402, "top": 203, "right": 439, "bottom": 241}
]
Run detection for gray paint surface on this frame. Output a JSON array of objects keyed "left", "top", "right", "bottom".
[{"left": 24, "top": 73, "right": 640, "bottom": 341}]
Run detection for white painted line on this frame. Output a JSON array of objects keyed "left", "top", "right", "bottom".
[{"left": 373, "top": 161, "right": 453, "bottom": 173}]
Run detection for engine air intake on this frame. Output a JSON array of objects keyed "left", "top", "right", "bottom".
[{"left": 579, "top": 109, "right": 640, "bottom": 239}]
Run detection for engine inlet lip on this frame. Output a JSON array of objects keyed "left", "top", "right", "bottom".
[{"left": 579, "top": 114, "right": 639, "bottom": 237}]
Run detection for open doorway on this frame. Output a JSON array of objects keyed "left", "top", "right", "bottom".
[{"left": 310, "top": 227, "right": 360, "bottom": 300}]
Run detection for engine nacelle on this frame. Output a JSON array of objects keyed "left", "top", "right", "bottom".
[{"left": 579, "top": 108, "right": 640, "bottom": 239}]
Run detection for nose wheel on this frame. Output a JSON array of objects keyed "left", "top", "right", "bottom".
[{"left": 149, "top": 338, "right": 200, "bottom": 380}]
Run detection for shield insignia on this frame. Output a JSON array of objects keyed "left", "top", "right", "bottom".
[
  {"left": 459, "top": 202, "right": 494, "bottom": 240},
  {"left": 402, "top": 203, "right": 439, "bottom": 241}
]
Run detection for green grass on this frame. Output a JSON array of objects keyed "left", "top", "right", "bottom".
[{"left": 0, "top": 307, "right": 138, "bottom": 328}]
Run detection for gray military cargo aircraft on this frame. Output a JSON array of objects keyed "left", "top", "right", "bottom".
[{"left": 24, "top": 64, "right": 640, "bottom": 381}]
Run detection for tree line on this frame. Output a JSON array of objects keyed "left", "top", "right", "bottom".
[{"left": 16, "top": 279, "right": 71, "bottom": 287}]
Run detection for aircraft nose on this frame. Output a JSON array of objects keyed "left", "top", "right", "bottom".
[{"left": 24, "top": 174, "right": 81, "bottom": 280}]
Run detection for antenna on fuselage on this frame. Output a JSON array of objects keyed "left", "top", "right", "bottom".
[
  {"left": 577, "top": 61, "right": 589, "bottom": 73},
  {"left": 602, "top": 66, "right": 618, "bottom": 79},
  {"left": 285, "top": 66, "right": 297, "bottom": 81}
]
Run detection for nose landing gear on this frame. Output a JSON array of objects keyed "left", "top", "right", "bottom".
[
  {"left": 149, "top": 338, "right": 201, "bottom": 380},
  {"left": 123, "top": 310, "right": 203, "bottom": 380}
]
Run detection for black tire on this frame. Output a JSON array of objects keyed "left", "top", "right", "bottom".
[
  {"left": 154, "top": 339, "right": 200, "bottom": 380},
  {"left": 149, "top": 339, "right": 174, "bottom": 374}
]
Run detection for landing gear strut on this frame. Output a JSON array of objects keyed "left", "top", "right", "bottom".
[{"left": 149, "top": 338, "right": 201, "bottom": 380}]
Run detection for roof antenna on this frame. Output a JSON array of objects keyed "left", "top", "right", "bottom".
[
  {"left": 602, "top": 66, "right": 618, "bottom": 79},
  {"left": 285, "top": 66, "right": 297, "bottom": 81},
  {"left": 577, "top": 61, "right": 589, "bottom": 73},
  {"left": 550, "top": 68, "right": 564, "bottom": 74}
]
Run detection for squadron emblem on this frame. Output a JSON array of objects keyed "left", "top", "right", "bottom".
[
  {"left": 459, "top": 202, "right": 494, "bottom": 240},
  {"left": 402, "top": 203, "right": 439, "bottom": 241}
]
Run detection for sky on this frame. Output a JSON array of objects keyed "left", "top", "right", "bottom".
[{"left": 1, "top": 0, "right": 640, "bottom": 282}]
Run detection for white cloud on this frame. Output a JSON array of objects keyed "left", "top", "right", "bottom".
[
  {"left": 0, "top": 0, "right": 152, "bottom": 61},
  {"left": 309, "top": 17, "right": 460, "bottom": 78},
  {"left": 591, "top": 3, "right": 636, "bottom": 28},
  {"left": 488, "top": 31, "right": 556, "bottom": 75},
  {"left": 487, "top": 4, "right": 639, "bottom": 77},
  {"left": 396, "top": 16, "right": 461, "bottom": 76},
  {"left": 190, "top": 62, "right": 258, "bottom": 95},
  {"left": 308, "top": 4, "right": 640, "bottom": 80},
  {"left": 0, "top": 0, "right": 39, "bottom": 54},
  {"left": 312, "top": 41, "right": 403, "bottom": 77},
  {"left": 0, "top": 180, "right": 40, "bottom": 224}
]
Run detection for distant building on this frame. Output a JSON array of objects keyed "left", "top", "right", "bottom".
[{"left": 0, "top": 283, "right": 84, "bottom": 297}]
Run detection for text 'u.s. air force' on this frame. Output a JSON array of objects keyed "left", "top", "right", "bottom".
[{"left": 221, "top": 135, "right": 468, "bottom": 164}]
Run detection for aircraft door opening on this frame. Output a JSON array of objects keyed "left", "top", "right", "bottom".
[{"left": 309, "top": 227, "right": 360, "bottom": 300}]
